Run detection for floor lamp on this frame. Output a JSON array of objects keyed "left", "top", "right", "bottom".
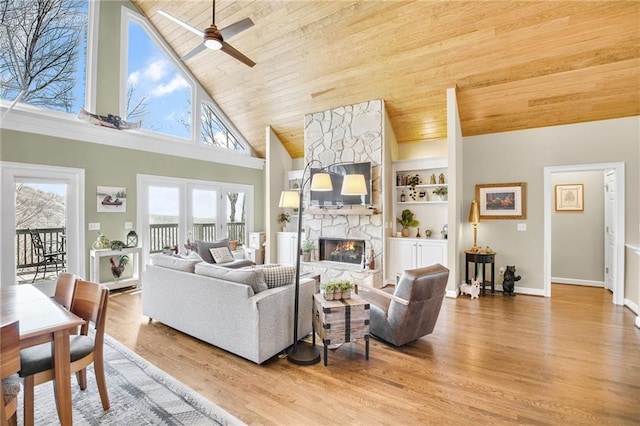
[{"left": 278, "top": 161, "right": 367, "bottom": 365}]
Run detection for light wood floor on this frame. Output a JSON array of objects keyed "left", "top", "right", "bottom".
[{"left": 106, "top": 284, "right": 640, "bottom": 425}]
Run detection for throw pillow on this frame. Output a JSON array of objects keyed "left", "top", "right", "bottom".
[
  {"left": 209, "top": 247, "right": 234, "bottom": 264},
  {"left": 195, "top": 262, "right": 268, "bottom": 294},
  {"left": 196, "top": 239, "right": 230, "bottom": 263},
  {"left": 245, "top": 264, "right": 296, "bottom": 289}
]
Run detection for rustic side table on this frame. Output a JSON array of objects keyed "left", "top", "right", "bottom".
[{"left": 312, "top": 293, "right": 370, "bottom": 366}]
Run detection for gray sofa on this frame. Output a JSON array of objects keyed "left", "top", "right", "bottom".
[{"left": 142, "top": 260, "right": 315, "bottom": 364}]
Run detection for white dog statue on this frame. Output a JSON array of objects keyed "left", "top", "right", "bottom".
[{"left": 460, "top": 278, "right": 481, "bottom": 299}]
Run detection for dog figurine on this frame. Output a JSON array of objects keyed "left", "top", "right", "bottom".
[
  {"left": 502, "top": 265, "right": 521, "bottom": 296},
  {"left": 460, "top": 278, "right": 480, "bottom": 299}
]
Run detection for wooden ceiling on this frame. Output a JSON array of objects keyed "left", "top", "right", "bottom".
[{"left": 131, "top": 1, "right": 640, "bottom": 159}]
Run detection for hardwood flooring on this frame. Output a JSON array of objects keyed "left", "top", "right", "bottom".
[{"left": 105, "top": 284, "right": 640, "bottom": 425}]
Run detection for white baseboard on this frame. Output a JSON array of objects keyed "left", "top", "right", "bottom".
[
  {"left": 446, "top": 289, "right": 458, "bottom": 298},
  {"left": 624, "top": 298, "right": 639, "bottom": 315},
  {"left": 551, "top": 277, "right": 604, "bottom": 287},
  {"left": 636, "top": 316, "right": 640, "bottom": 329}
]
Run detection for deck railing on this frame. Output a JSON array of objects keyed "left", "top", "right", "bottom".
[{"left": 15, "top": 223, "right": 245, "bottom": 271}]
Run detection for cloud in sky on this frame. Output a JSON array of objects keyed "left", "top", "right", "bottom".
[{"left": 151, "top": 74, "right": 189, "bottom": 97}]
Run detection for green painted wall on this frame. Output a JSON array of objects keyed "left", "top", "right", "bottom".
[{"left": 0, "top": 129, "right": 265, "bottom": 273}]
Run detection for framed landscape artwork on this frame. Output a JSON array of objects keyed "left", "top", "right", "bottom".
[
  {"left": 475, "top": 182, "right": 527, "bottom": 219},
  {"left": 555, "top": 184, "right": 584, "bottom": 211}
]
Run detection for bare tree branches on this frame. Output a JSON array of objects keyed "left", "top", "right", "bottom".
[
  {"left": 15, "top": 184, "right": 65, "bottom": 229},
  {"left": 201, "top": 103, "right": 244, "bottom": 151},
  {"left": 0, "top": 0, "right": 85, "bottom": 112}
]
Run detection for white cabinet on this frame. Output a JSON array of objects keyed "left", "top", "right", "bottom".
[
  {"left": 387, "top": 238, "right": 447, "bottom": 282},
  {"left": 392, "top": 158, "right": 448, "bottom": 238},
  {"left": 277, "top": 232, "right": 298, "bottom": 265}
]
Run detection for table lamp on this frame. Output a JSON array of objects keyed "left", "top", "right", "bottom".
[{"left": 468, "top": 200, "right": 480, "bottom": 252}]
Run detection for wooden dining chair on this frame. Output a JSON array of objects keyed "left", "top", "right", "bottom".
[
  {"left": 1, "top": 320, "right": 20, "bottom": 426},
  {"left": 19, "top": 280, "right": 110, "bottom": 425},
  {"left": 53, "top": 272, "right": 78, "bottom": 309}
]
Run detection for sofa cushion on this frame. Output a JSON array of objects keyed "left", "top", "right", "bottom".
[
  {"left": 195, "top": 262, "right": 268, "bottom": 294},
  {"left": 196, "top": 239, "right": 230, "bottom": 264},
  {"left": 151, "top": 253, "right": 202, "bottom": 273},
  {"left": 244, "top": 264, "right": 296, "bottom": 289},
  {"left": 209, "top": 246, "right": 234, "bottom": 263}
]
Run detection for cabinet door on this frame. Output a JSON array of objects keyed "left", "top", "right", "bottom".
[
  {"left": 277, "top": 233, "right": 297, "bottom": 265},
  {"left": 416, "top": 242, "right": 446, "bottom": 268},
  {"left": 388, "top": 239, "right": 416, "bottom": 280}
]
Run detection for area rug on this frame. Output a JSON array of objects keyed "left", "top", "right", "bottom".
[{"left": 17, "top": 334, "right": 245, "bottom": 425}]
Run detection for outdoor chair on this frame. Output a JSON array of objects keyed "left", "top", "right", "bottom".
[
  {"left": 28, "top": 229, "right": 66, "bottom": 282},
  {"left": 19, "top": 280, "right": 110, "bottom": 425}
]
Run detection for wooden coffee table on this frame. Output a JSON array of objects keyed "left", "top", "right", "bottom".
[{"left": 312, "top": 293, "right": 370, "bottom": 366}]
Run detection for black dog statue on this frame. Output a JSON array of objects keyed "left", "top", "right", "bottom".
[{"left": 502, "top": 265, "right": 521, "bottom": 296}]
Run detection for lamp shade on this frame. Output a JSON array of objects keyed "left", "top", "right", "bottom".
[
  {"left": 468, "top": 200, "right": 480, "bottom": 223},
  {"left": 310, "top": 173, "right": 333, "bottom": 191},
  {"left": 340, "top": 174, "right": 368, "bottom": 196},
  {"left": 279, "top": 190, "right": 299, "bottom": 208}
]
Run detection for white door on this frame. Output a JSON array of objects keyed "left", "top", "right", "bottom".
[
  {"left": 416, "top": 242, "right": 446, "bottom": 268},
  {"left": 388, "top": 239, "right": 415, "bottom": 281},
  {"left": 604, "top": 171, "right": 616, "bottom": 292}
]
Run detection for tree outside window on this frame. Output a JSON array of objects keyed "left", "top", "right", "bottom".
[{"left": 0, "top": 0, "right": 87, "bottom": 113}]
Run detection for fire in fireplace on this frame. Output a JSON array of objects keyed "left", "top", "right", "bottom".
[{"left": 319, "top": 237, "right": 365, "bottom": 265}]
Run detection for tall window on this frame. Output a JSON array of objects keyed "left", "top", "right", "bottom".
[
  {"left": 0, "top": 0, "right": 88, "bottom": 113},
  {"left": 126, "top": 18, "right": 192, "bottom": 139}
]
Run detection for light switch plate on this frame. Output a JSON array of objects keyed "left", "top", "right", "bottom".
[
  {"left": 125, "top": 222, "right": 133, "bottom": 229},
  {"left": 88, "top": 222, "right": 100, "bottom": 230},
  {"left": 517, "top": 223, "right": 526, "bottom": 231}
]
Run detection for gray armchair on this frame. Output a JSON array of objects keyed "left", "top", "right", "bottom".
[{"left": 360, "top": 264, "right": 449, "bottom": 346}]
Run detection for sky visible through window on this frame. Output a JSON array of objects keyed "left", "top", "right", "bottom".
[{"left": 127, "top": 20, "right": 191, "bottom": 139}]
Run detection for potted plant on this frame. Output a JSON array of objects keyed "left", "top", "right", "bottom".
[
  {"left": 301, "top": 239, "right": 314, "bottom": 262},
  {"left": 396, "top": 209, "right": 419, "bottom": 237},
  {"left": 276, "top": 212, "right": 290, "bottom": 231},
  {"left": 337, "top": 280, "right": 354, "bottom": 299},
  {"left": 320, "top": 281, "right": 338, "bottom": 301},
  {"left": 433, "top": 186, "right": 448, "bottom": 201}
]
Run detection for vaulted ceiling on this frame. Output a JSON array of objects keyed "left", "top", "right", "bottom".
[{"left": 131, "top": 1, "right": 639, "bottom": 159}]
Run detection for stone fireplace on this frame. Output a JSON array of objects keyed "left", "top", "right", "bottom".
[{"left": 319, "top": 237, "right": 365, "bottom": 265}]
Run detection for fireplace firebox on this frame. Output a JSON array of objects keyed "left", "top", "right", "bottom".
[{"left": 319, "top": 238, "right": 365, "bottom": 265}]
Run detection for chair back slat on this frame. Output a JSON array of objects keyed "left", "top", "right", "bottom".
[
  {"left": 53, "top": 273, "right": 78, "bottom": 309},
  {"left": 0, "top": 320, "right": 20, "bottom": 379},
  {"left": 70, "top": 280, "right": 109, "bottom": 337}
]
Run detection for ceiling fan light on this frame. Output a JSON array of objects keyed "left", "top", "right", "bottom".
[{"left": 204, "top": 38, "right": 222, "bottom": 50}]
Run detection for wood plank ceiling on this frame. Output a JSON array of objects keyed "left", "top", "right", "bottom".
[{"left": 130, "top": 1, "right": 640, "bottom": 159}]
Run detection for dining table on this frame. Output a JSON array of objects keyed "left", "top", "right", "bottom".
[{"left": 0, "top": 284, "right": 84, "bottom": 426}]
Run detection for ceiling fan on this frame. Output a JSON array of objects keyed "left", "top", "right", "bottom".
[{"left": 158, "top": 0, "right": 255, "bottom": 67}]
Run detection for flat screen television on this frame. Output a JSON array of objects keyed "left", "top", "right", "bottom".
[{"left": 310, "top": 162, "right": 372, "bottom": 206}]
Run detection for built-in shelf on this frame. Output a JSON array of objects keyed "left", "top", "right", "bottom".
[{"left": 396, "top": 201, "right": 447, "bottom": 205}]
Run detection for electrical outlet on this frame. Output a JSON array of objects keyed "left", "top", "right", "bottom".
[
  {"left": 517, "top": 223, "right": 526, "bottom": 231},
  {"left": 125, "top": 222, "right": 133, "bottom": 230},
  {"left": 88, "top": 222, "right": 100, "bottom": 231}
]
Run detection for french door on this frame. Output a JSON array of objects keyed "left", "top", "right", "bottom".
[{"left": 137, "top": 175, "right": 252, "bottom": 266}]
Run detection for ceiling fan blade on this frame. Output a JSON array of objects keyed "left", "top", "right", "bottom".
[
  {"left": 157, "top": 10, "right": 204, "bottom": 38},
  {"left": 220, "top": 42, "right": 255, "bottom": 67},
  {"left": 219, "top": 17, "right": 254, "bottom": 40},
  {"left": 181, "top": 44, "right": 207, "bottom": 61}
]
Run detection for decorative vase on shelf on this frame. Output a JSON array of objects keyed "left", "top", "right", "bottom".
[{"left": 401, "top": 227, "right": 410, "bottom": 237}]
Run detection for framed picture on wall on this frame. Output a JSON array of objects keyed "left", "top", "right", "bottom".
[
  {"left": 97, "top": 186, "right": 126, "bottom": 212},
  {"left": 475, "top": 182, "right": 527, "bottom": 219},
  {"left": 555, "top": 184, "right": 584, "bottom": 211}
]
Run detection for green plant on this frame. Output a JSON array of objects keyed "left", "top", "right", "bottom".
[
  {"left": 433, "top": 186, "right": 448, "bottom": 196},
  {"left": 321, "top": 280, "right": 353, "bottom": 292},
  {"left": 396, "top": 209, "right": 419, "bottom": 228},
  {"left": 302, "top": 239, "right": 315, "bottom": 252},
  {"left": 276, "top": 212, "right": 290, "bottom": 225},
  {"left": 407, "top": 174, "right": 421, "bottom": 189}
]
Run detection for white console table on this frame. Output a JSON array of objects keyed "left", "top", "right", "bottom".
[{"left": 90, "top": 247, "right": 143, "bottom": 290}]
